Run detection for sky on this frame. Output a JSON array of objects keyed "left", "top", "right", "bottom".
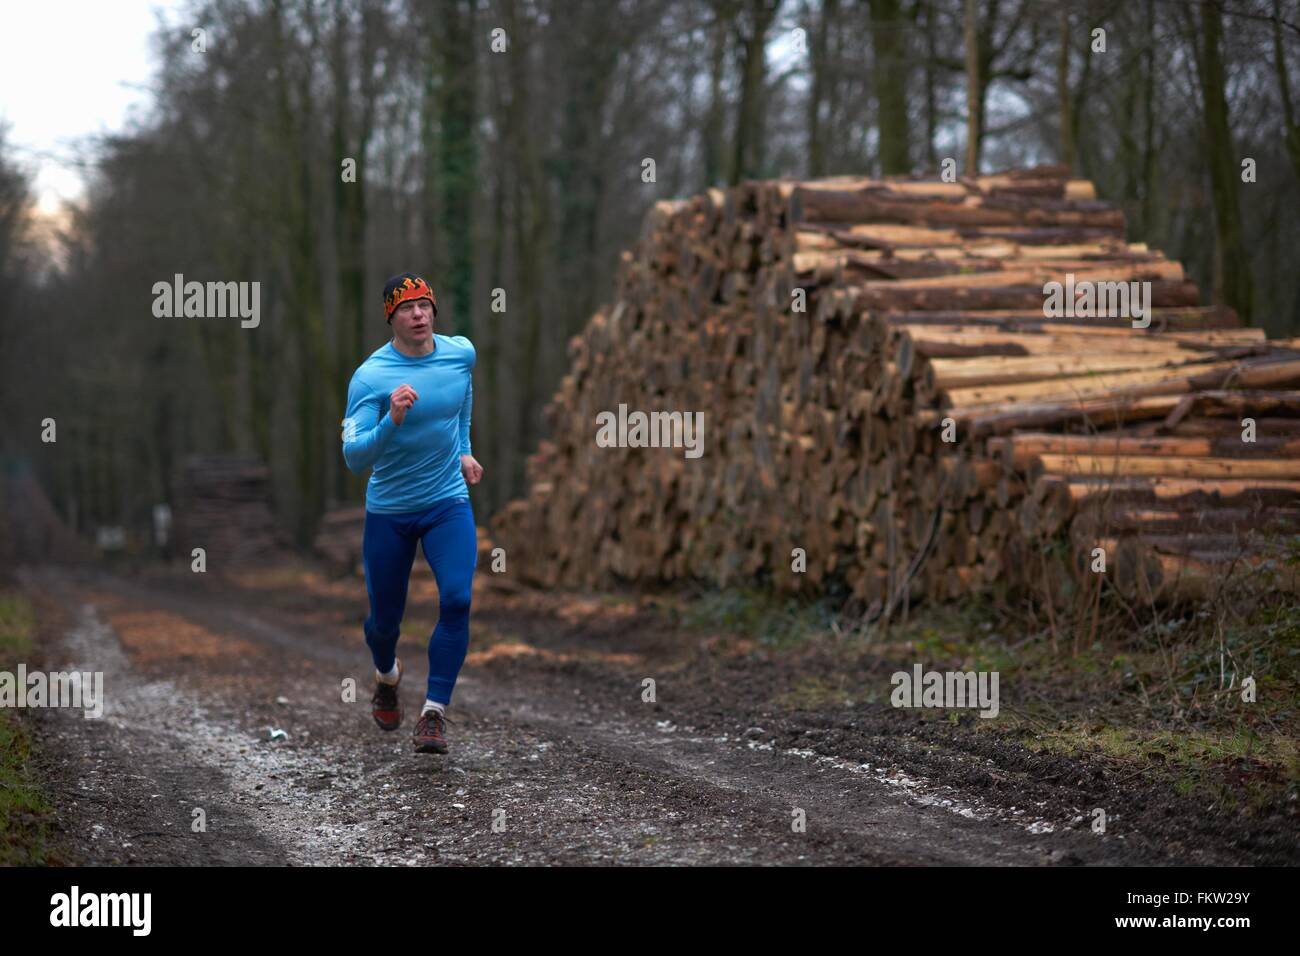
[{"left": 0, "top": 0, "right": 179, "bottom": 215}]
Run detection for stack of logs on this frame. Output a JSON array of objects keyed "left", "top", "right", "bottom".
[
  {"left": 314, "top": 505, "right": 367, "bottom": 576},
  {"left": 173, "top": 455, "right": 284, "bottom": 566},
  {"left": 490, "top": 166, "right": 1300, "bottom": 611}
]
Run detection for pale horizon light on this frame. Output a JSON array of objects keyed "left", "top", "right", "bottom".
[{"left": 0, "top": 0, "right": 185, "bottom": 215}]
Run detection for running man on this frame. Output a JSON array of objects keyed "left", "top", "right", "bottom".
[{"left": 341, "top": 272, "right": 483, "bottom": 754}]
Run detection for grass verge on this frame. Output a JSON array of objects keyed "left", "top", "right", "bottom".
[
  {"left": 0, "top": 589, "right": 53, "bottom": 865},
  {"left": 652, "top": 581, "right": 1300, "bottom": 812}
]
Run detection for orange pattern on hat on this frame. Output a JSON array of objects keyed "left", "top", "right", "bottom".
[{"left": 384, "top": 276, "right": 437, "bottom": 320}]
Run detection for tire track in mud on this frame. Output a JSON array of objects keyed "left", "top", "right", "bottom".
[{"left": 20, "top": 563, "right": 1114, "bottom": 865}]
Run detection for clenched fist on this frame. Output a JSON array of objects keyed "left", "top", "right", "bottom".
[
  {"left": 388, "top": 383, "right": 418, "bottom": 426},
  {"left": 460, "top": 454, "right": 483, "bottom": 486}
]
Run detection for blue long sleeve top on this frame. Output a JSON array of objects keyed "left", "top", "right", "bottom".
[{"left": 342, "top": 335, "right": 475, "bottom": 513}]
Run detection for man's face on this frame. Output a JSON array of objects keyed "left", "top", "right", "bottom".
[{"left": 391, "top": 298, "right": 433, "bottom": 341}]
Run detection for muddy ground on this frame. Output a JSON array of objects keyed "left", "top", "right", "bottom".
[{"left": 11, "top": 558, "right": 1298, "bottom": 866}]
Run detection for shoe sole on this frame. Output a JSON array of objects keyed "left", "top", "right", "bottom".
[
  {"left": 413, "top": 738, "right": 448, "bottom": 754},
  {"left": 373, "top": 712, "right": 402, "bottom": 731}
]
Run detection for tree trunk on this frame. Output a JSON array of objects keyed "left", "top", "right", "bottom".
[
  {"left": 332, "top": 0, "right": 375, "bottom": 503},
  {"left": 1139, "top": 0, "right": 1159, "bottom": 239},
  {"left": 503, "top": 0, "right": 552, "bottom": 477},
  {"left": 923, "top": 0, "right": 938, "bottom": 170},
  {"left": 437, "top": 0, "right": 479, "bottom": 338},
  {"left": 554, "top": 0, "right": 620, "bottom": 339},
  {"left": 704, "top": 1, "right": 734, "bottom": 187},
  {"left": 808, "top": 0, "right": 837, "bottom": 177},
  {"left": 963, "top": 0, "right": 980, "bottom": 173},
  {"left": 1193, "top": 0, "right": 1254, "bottom": 323},
  {"left": 870, "top": 0, "right": 910, "bottom": 175},
  {"left": 1275, "top": 0, "right": 1300, "bottom": 186},
  {"left": 272, "top": 0, "right": 327, "bottom": 546},
  {"left": 1057, "top": 5, "right": 1073, "bottom": 168},
  {"left": 731, "top": 0, "right": 777, "bottom": 184}
]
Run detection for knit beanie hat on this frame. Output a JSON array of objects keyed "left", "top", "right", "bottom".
[{"left": 383, "top": 272, "right": 438, "bottom": 323}]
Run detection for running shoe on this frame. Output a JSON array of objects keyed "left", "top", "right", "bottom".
[
  {"left": 371, "top": 658, "right": 403, "bottom": 730},
  {"left": 413, "top": 708, "right": 451, "bottom": 754}
]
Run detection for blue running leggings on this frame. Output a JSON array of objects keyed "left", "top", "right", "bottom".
[{"left": 362, "top": 495, "right": 477, "bottom": 705}]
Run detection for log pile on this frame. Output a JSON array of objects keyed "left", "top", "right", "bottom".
[
  {"left": 491, "top": 166, "right": 1300, "bottom": 611},
  {"left": 173, "top": 455, "right": 284, "bottom": 566},
  {"left": 314, "top": 505, "right": 366, "bottom": 576}
]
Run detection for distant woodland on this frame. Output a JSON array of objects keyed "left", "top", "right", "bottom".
[{"left": 1, "top": 0, "right": 1297, "bottom": 547}]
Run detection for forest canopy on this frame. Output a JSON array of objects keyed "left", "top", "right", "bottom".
[{"left": 1, "top": 0, "right": 1297, "bottom": 548}]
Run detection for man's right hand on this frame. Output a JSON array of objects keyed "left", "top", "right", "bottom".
[{"left": 389, "top": 384, "right": 418, "bottom": 426}]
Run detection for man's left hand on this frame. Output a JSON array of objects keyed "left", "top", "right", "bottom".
[{"left": 460, "top": 454, "right": 483, "bottom": 486}]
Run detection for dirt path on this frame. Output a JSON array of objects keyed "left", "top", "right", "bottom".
[{"left": 15, "top": 561, "right": 1293, "bottom": 866}]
